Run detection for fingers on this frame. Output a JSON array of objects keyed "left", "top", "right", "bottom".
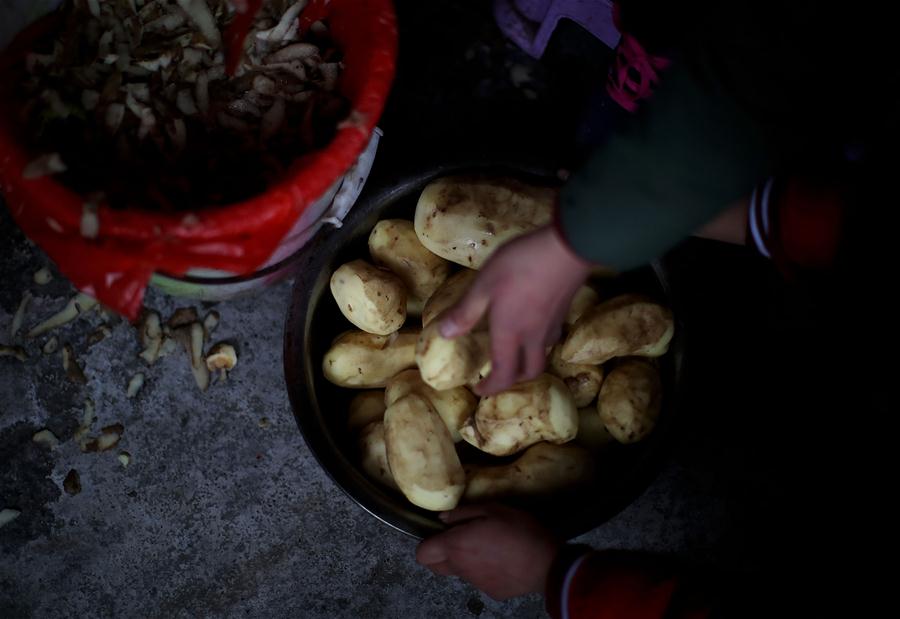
[
  {"left": 439, "top": 283, "right": 489, "bottom": 339},
  {"left": 475, "top": 331, "right": 521, "bottom": 396},
  {"left": 417, "top": 516, "right": 486, "bottom": 567},
  {"left": 438, "top": 504, "right": 493, "bottom": 524},
  {"left": 522, "top": 342, "right": 546, "bottom": 382},
  {"left": 416, "top": 536, "right": 448, "bottom": 566},
  {"left": 424, "top": 560, "right": 456, "bottom": 577},
  {"left": 544, "top": 325, "right": 563, "bottom": 348},
  {"left": 476, "top": 333, "right": 549, "bottom": 396}
]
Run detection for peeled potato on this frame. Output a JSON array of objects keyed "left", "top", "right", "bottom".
[
  {"left": 323, "top": 330, "right": 419, "bottom": 388},
  {"left": 414, "top": 176, "right": 555, "bottom": 269},
  {"left": 369, "top": 219, "right": 450, "bottom": 301},
  {"left": 565, "top": 285, "right": 599, "bottom": 328},
  {"left": 460, "top": 374, "right": 578, "bottom": 456},
  {"left": 383, "top": 393, "right": 465, "bottom": 511},
  {"left": 598, "top": 358, "right": 662, "bottom": 444},
  {"left": 576, "top": 407, "right": 615, "bottom": 450},
  {"left": 415, "top": 318, "right": 491, "bottom": 391},
  {"left": 385, "top": 369, "right": 476, "bottom": 442},
  {"left": 359, "top": 421, "right": 398, "bottom": 490},
  {"left": 347, "top": 390, "right": 387, "bottom": 431},
  {"left": 547, "top": 344, "right": 604, "bottom": 407},
  {"left": 330, "top": 260, "right": 407, "bottom": 335},
  {"left": 421, "top": 269, "right": 478, "bottom": 327},
  {"left": 561, "top": 295, "right": 674, "bottom": 365},
  {"left": 465, "top": 442, "right": 594, "bottom": 501}
]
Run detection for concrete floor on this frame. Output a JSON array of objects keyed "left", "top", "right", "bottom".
[{"left": 0, "top": 206, "right": 735, "bottom": 618}]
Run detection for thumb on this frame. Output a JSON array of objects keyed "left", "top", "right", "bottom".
[
  {"left": 416, "top": 537, "right": 449, "bottom": 566},
  {"left": 439, "top": 285, "right": 489, "bottom": 338}
]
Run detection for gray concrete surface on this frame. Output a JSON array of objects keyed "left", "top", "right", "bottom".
[{"left": 0, "top": 206, "right": 733, "bottom": 618}]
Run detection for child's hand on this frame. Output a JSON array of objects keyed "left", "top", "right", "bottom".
[
  {"left": 416, "top": 504, "right": 560, "bottom": 600},
  {"left": 439, "top": 225, "right": 592, "bottom": 396}
]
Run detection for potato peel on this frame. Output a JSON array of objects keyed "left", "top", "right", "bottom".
[
  {"left": 27, "top": 292, "right": 98, "bottom": 338},
  {"left": 32, "top": 429, "right": 60, "bottom": 450},
  {"left": 62, "top": 344, "right": 87, "bottom": 384},
  {"left": 10, "top": 291, "right": 32, "bottom": 340}
]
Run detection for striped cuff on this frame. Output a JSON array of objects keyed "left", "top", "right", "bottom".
[
  {"left": 748, "top": 177, "right": 775, "bottom": 259},
  {"left": 545, "top": 544, "right": 593, "bottom": 619},
  {"left": 747, "top": 176, "right": 844, "bottom": 276}
]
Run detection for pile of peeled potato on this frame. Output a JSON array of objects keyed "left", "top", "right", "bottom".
[{"left": 322, "top": 177, "right": 674, "bottom": 512}]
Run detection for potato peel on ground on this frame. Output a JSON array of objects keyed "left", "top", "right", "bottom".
[
  {"left": 42, "top": 336, "right": 59, "bottom": 355},
  {"left": 139, "top": 337, "right": 163, "bottom": 364},
  {"left": 126, "top": 373, "right": 145, "bottom": 398},
  {"left": 81, "top": 423, "right": 124, "bottom": 453},
  {"left": 189, "top": 322, "right": 209, "bottom": 390},
  {"left": 10, "top": 291, "right": 32, "bottom": 340},
  {"left": 0, "top": 345, "right": 27, "bottom": 362},
  {"left": 27, "top": 292, "right": 97, "bottom": 338},
  {"left": 138, "top": 306, "right": 226, "bottom": 386},
  {"left": 62, "top": 344, "right": 87, "bottom": 384},
  {"left": 0, "top": 509, "right": 22, "bottom": 528},
  {"left": 86, "top": 324, "right": 112, "bottom": 346},
  {"left": 74, "top": 399, "right": 95, "bottom": 442},
  {"left": 167, "top": 307, "right": 198, "bottom": 330},
  {"left": 138, "top": 311, "right": 164, "bottom": 364},
  {"left": 140, "top": 311, "right": 163, "bottom": 345},
  {"left": 32, "top": 429, "right": 60, "bottom": 450},
  {"left": 173, "top": 321, "right": 209, "bottom": 391},
  {"left": 203, "top": 311, "right": 220, "bottom": 338},
  {"left": 205, "top": 342, "right": 237, "bottom": 382}
]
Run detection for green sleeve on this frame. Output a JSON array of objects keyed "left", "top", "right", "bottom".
[{"left": 558, "top": 61, "right": 771, "bottom": 270}]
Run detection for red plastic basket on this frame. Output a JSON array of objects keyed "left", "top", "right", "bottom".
[{"left": 0, "top": 0, "right": 397, "bottom": 319}]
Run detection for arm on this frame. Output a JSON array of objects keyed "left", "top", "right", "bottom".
[
  {"left": 559, "top": 60, "right": 770, "bottom": 270},
  {"left": 546, "top": 546, "right": 710, "bottom": 619},
  {"left": 441, "top": 60, "right": 773, "bottom": 395},
  {"left": 416, "top": 505, "right": 711, "bottom": 619}
]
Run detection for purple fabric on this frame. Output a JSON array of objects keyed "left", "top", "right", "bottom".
[
  {"left": 510, "top": 0, "right": 551, "bottom": 22},
  {"left": 494, "top": 0, "right": 620, "bottom": 59}
]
